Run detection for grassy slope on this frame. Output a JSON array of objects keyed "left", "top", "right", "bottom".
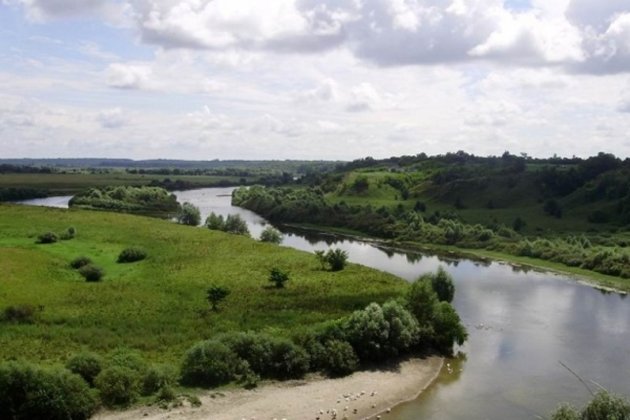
[
  {"left": 0, "top": 173, "right": 251, "bottom": 195},
  {"left": 0, "top": 204, "right": 405, "bottom": 365}
]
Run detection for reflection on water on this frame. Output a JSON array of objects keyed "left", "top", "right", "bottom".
[
  {"left": 13, "top": 195, "right": 73, "bottom": 208},
  {"left": 15, "top": 187, "right": 630, "bottom": 419}
]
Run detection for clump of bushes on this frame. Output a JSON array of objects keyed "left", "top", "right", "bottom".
[
  {"left": 205, "top": 212, "right": 250, "bottom": 236},
  {"left": 551, "top": 391, "right": 630, "bottom": 420},
  {"left": 0, "top": 361, "right": 98, "bottom": 420},
  {"left": 60, "top": 226, "right": 76, "bottom": 240},
  {"left": 315, "top": 248, "right": 349, "bottom": 271},
  {"left": 2, "top": 304, "right": 40, "bottom": 324},
  {"left": 260, "top": 226, "right": 283, "bottom": 244},
  {"left": 176, "top": 202, "right": 201, "bottom": 226},
  {"left": 95, "top": 366, "right": 140, "bottom": 407},
  {"left": 117, "top": 247, "right": 147, "bottom": 263},
  {"left": 36, "top": 231, "right": 58, "bottom": 244},
  {"left": 269, "top": 267, "right": 289, "bottom": 288},
  {"left": 78, "top": 265, "right": 104, "bottom": 282},
  {"left": 70, "top": 256, "right": 92, "bottom": 269},
  {"left": 180, "top": 340, "right": 244, "bottom": 387},
  {"left": 65, "top": 352, "right": 102, "bottom": 386}
]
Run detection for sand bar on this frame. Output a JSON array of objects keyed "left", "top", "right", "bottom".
[{"left": 96, "top": 356, "right": 442, "bottom": 420}]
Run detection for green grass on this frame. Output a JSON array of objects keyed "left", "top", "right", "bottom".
[
  {"left": 0, "top": 204, "right": 406, "bottom": 365},
  {"left": 0, "top": 173, "right": 252, "bottom": 195}
]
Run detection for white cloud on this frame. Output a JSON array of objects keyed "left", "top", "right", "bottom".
[
  {"left": 106, "top": 63, "right": 152, "bottom": 89},
  {"left": 97, "top": 108, "right": 127, "bottom": 128}
]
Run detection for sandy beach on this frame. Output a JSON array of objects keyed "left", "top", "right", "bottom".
[{"left": 95, "top": 356, "right": 443, "bottom": 420}]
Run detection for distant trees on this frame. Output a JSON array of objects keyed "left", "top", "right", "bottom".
[
  {"left": 177, "top": 202, "right": 201, "bottom": 226},
  {"left": 207, "top": 286, "right": 230, "bottom": 311},
  {"left": 351, "top": 176, "right": 370, "bottom": 193},
  {"left": 205, "top": 212, "right": 250, "bottom": 236}
]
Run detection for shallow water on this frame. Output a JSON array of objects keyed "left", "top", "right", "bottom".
[{"left": 17, "top": 187, "right": 630, "bottom": 419}]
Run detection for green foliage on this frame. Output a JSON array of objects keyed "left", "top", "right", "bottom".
[
  {"left": 429, "top": 267, "right": 455, "bottom": 303},
  {"left": 2, "top": 304, "right": 39, "bottom": 324},
  {"left": 65, "top": 352, "right": 103, "bottom": 386},
  {"left": 551, "top": 391, "right": 630, "bottom": 420},
  {"left": 176, "top": 202, "right": 201, "bottom": 226},
  {"left": 141, "top": 365, "right": 178, "bottom": 396},
  {"left": 95, "top": 366, "right": 140, "bottom": 407},
  {"left": 326, "top": 248, "right": 349, "bottom": 271},
  {"left": 260, "top": 226, "right": 282, "bottom": 244},
  {"left": 107, "top": 349, "right": 149, "bottom": 376},
  {"left": 267, "top": 339, "right": 310, "bottom": 379},
  {"left": 407, "top": 279, "right": 439, "bottom": 326},
  {"left": 78, "top": 264, "right": 104, "bottom": 282},
  {"left": 180, "top": 340, "right": 242, "bottom": 388},
  {"left": 0, "top": 361, "right": 98, "bottom": 420},
  {"left": 351, "top": 176, "right": 370, "bottom": 193},
  {"left": 205, "top": 212, "right": 225, "bottom": 230},
  {"left": 70, "top": 185, "right": 180, "bottom": 216},
  {"left": 117, "top": 247, "right": 147, "bottom": 263},
  {"left": 37, "top": 231, "right": 58, "bottom": 244},
  {"left": 269, "top": 267, "right": 290, "bottom": 288},
  {"left": 343, "top": 303, "right": 390, "bottom": 362},
  {"left": 206, "top": 285, "right": 230, "bottom": 311},
  {"left": 219, "top": 332, "right": 275, "bottom": 377},
  {"left": 316, "top": 339, "right": 358, "bottom": 377},
  {"left": 224, "top": 214, "right": 250, "bottom": 236},
  {"left": 314, "top": 250, "right": 328, "bottom": 270},
  {"left": 381, "top": 300, "right": 421, "bottom": 355},
  {"left": 70, "top": 256, "right": 92, "bottom": 269},
  {"left": 431, "top": 301, "right": 468, "bottom": 353},
  {"left": 60, "top": 227, "right": 76, "bottom": 240}
]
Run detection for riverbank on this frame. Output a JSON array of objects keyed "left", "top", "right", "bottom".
[{"left": 95, "top": 356, "right": 443, "bottom": 420}]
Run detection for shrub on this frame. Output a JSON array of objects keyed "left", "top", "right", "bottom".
[
  {"left": 78, "top": 265, "right": 104, "bottom": 282},
  {"left": 94, "top": 366, "right": 140, "bottom": 407},
  {"left": 70, "top": 256, "right": 92, "bottom": 269},
  {"left": 268, "top": 339, "right": 310, "bottom": 379},
  {"left": 60, "top": 227, "right": 76, "bottom": 240},
  {"left": 205, "top": 212, "right": 225, "bottom": 230},
  {"left": 176, "top": 202, "right": 201, "bottom": 226},
  {"left": 314, "top": 250, "right": 328, "bottom": 270},
  {"left": 37, "top": 231, "right": 58, "bottom": 244},
  {"left": 224, "top": 214, "right": 250, "bottom": 236},
  {"left": 260, "top": 226, "right": 282, "bottom": 244},
  {"left": 429, "top": 267, "right": 455, "bottom": 303},
  {"left": 551, "top": 391, "right": 630, "bottom": 420},
  {"left": 218, "top": 332, "right": 274, "bottom": 377},
  {"left": 382, "top": 300, "right": 420, "bottom": 355},
  {"left": 117, "top": 247, "right": 147, "bottom": 263},
  {"left": 180, "top": 340, "right": 242, "bottom": 387},
  {"left": 269, "top": 267, "right": 289, "bottom": 288},
  {"left": 326, "top": 248, "right": 348, "bottom": 271},
  {"left": 107, "top": 349, "right": 148, "bottom": 376},
  {"left": 66, "top": 352, "right": 103, "bottom": 386},
  {"left": 0, "top": 362, "right": 98, "bottom": 420},
  {"left": 206, "top": 285, "right": 230, "bottom": 311},
  {"left": 142, "top": 365, "right": 178, "bottom": 396},
  {"left": 343, "top": 303, "right": 390, "bottom": 362},
  {"left": 318, "top": 340, "right": 358, "bottom": 377},
  {"left": 407, "top": 279, "right": 439, "bottom": 326},
  {"left": 2, "top": 304, "right": 39, "bottom": 323},
  {"left": 431, "top": 301, "right": 468, "bottom": 354}
]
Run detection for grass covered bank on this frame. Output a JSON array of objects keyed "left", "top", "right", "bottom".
[{"left": 0, "top": 204, "right": 407, "bottom": 365}]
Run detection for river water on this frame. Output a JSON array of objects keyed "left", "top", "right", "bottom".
[{"left": 15, "top": 188, "right": 630, "bottom": 419}]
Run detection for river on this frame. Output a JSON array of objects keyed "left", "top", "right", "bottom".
[{"left": 15, "top": 187, "right": 630, "bottom": 419}]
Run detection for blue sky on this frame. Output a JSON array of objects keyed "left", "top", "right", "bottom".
[{"left": 1, "top": 0, "right": 630, "bottom": 160}]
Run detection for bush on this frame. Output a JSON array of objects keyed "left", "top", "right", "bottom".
[
  {"left": 117, "top": 247, "right": 147, "bottom": 263},
  {"left": 260, "top": 226, "right": 282, "bottom": 244},
  {"left": 0, "top": 362, "right": 98, "bottom": 420},
  {"left": 66, "top": 352, "right": 103, "bottom": 386},
  {"left": 176, "top": 202, "right": 201, "bottom": 226},
  {"left": 326, "top": 248, "right": 348, "bottom": 271},
  {"left": 224, "top": 214, "right": 250, "bottom": 236},
  {"left": 78, "top": 265, "right": 104, "bottom": 282},
  {"left": 180, "top": 340, "right": 242, "bottom": 387},
  {"left": 94, "top": 366, "right": 140, "bottom": 407},
  {"left": 206, "top": 285, "right": 230, "bottom": 311},
  {"left": 382, "top": 300, "right": 420, "bottom": 355},
  {"left": 142, "top": 365, "right": 178, "bottom": 396},
  {"left": 269, "top": 267, "right": 290, "bottom": 288},
  {"left": 2, "top": 304, "right": 39, "bottom": 323},
  {"left": 343, "top": 303, "right": 390, "bottom": 362},
  {"left": 431, "top": 301, "right": 468, "bottom": 354},
  {"left": 37, "top": 231, "right": 58, "bottom": 244},
  {"left": 107, "top": 349, "right": 148, "bottom": 376},
  {"left": 551, "top": 391, "right": 630, "bottom": 420},
  {"left": 218, "top": 332, "right": 274, "bottom": 377},
  {"left": 268, "top": 339, "right": 310, "bottom": 379},
  {"left": 70, "top": 256, "right": 92, "bottom": 270},
  {"left": 318, "top": 340, "right": 358, "bottom": 377},
  {"left": 60, "top": 227, "right": 76, "bottom": 240},
  {"left": 429, "top": 267, "right": 455, "bottom": 303},
  {"left": 205, "top": 212, "right": 225, "bottom": 230}
]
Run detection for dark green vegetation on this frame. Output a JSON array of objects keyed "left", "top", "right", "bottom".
[
  {"left": 233, "top": 152, "right": 630, "bottom": 289},
  {"left": 117, "top": 247, "right": 147, "bottom": 263},
  {"left": 176, "top": 203, "right": 201, "bottom": 226},
  {"left": 0, "top": 203, "right": 464, "bottom": 415},
  {"left": 259, "top": 226, "right": 283, "bottom": 244},
  {"left": 205, "top": 212, "right": 250, "bottom": 236},
  {"left": 551, "top": 391, "right": 630, "bottom": 419},
  {"left": 314, "top": 248, "right": 349, "bottom": 272},
  {"left": 69, "top": 186, "right": 180, "bottom": 217},
  {"left": 269, "top": 267, "right": 290, "bottom": 288}
]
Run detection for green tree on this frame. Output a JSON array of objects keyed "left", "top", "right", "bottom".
[
  {"left": 431, "top": 301, "right": 467, "bottom": 353},
  {"left": 206, "top": 285, "right": 230, "bottom": 311},
  {"left": 269, "top": 268, "right": 289, "bottom": 288},
  {"left": 430, "top": 267, "right": 455, "bottom": 303},
  {"left": 326, "top": 248, "right": 348, "bottom": 271},
  {"left": 176, "top": 202, "right": 201, "bottom": 226},
  {"left": 260, "top": 226, "right": 282, "bottom": 244},
  {"left": 224, "top": 214, "right": 250, "bottom": 236},
  {"left": 205, "top": 212, "right": 225, "bottom": 230},
  {"left": 407, "top": 278, "right": 438, "bottom": 326}
]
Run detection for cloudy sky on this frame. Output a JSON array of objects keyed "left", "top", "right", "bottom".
[{"left": 1, "top": 0, "right": 630, "bottom": 160}]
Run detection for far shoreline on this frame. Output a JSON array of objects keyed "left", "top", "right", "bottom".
[{"left": 95, "top": 356, "right": 444, "bottom": 420}]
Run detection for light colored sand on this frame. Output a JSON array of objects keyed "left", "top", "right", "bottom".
[{"left": 95, "top": 357, "right": 443, "bottom": 420}]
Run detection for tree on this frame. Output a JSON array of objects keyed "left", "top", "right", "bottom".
[
  {"left": 224, "top": 214, "right": 250, "bottom": 236},
  {"left": 260, "top": 226, "right": 282, "bottom": 244},
  {"left": 205, "top": 212, "right": 225, "bottom": 230},
  {"left": 430, "top": 267, "right": 455, "bottom": 303},
  {"left": 407, "top": 279, "right": 438, "bottom": 326},
  {"left": 177, "top": 202, "right": 201, "bottom": 226},
  {"left": 269, "top": 268, "right": 289, "bottom": 288},
  {"left": 351, "top": 176, "right": 369, "bottom": 193},
  {"left": 207, "top": 285, "right": 230, "bottom": 311},
  {"left": 431, "top": 301, "right": 467, "bottom": 353}
]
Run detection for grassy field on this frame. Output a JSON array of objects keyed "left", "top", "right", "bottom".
[
  {"left": 0, "top": 204, "right": 406, "bottom": 366},
  {"left": 0, "top": 173, "right": 251, "bottom": 195}
]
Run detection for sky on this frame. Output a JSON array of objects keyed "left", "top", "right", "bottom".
[{"left": 1, "top": 0, "right": 630, "bottom": 160}]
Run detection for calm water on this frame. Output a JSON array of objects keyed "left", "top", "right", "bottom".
[{"left": 16, "top": 188, "right": 630, "bottom": 419}]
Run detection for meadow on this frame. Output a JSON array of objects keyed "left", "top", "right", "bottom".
[{"left": 0, "top": 204, "right": 406, "bottom": 365}]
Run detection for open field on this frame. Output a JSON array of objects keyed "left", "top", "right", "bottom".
[{"left": 0, "top": 204, "right": 406, "bottom": 365}]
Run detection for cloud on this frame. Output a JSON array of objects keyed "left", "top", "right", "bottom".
[
  {"left": 97, "top": 108, "right": 127, "bottom": 128},
  {"left": 346, "top": 83, "right": 381, "bottom": 112},
  {"left": 106, "top": 63, "right": 152, "bottom": 89}
]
